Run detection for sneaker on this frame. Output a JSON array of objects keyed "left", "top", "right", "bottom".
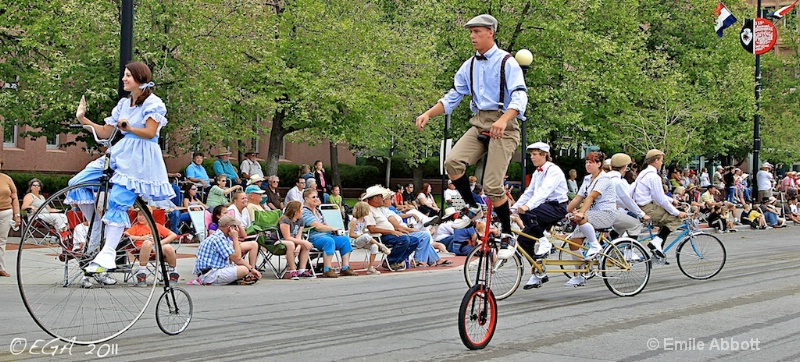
[
  {"left": 584, "top": 241, "right": 602, "bottom": 260},
  {"left": 289, "top": 270, "right": 300, "bottom": 280},
  {"left": 80, "top": 276, "right": 93, "bottom": 289},
  {"left": 84, "top": 262, "right": 106, "bottom": 274},
  {"left": 95, "top": 273, "right": 117, "bottom": 285},
  {"left": 136, "top": 272, "right": 147, "bottom": 287},
  {"left": 452, "top": 216, "right": 473, "bottom": 229},
  {"left": 497, "top": 233, "right": 516, "bottom": 260},
  {"left": 299, "top": 270, "right": 315, "bottom": 278},
  {"left": 565, "top": 275, "right": 586, "bottom": 287},
  {"left": 378, "top": 243, "right": 391, "bottom": 255},
  {"left": 366, "top": 267, "right": 381, "bottom": 275},
  {"left": 322, "top": 269, "right": 339, "bottom": 278},
  {"left": 523, "top": 274, "right": 549, "bottom": 290},
  {"left": 535, "top": 237, "right": 552, "bottom": 257},
  {"left": 340, "top": 268, "right": 358, "bottom": 277},
  {"left": 650, "top": 236, "right": 666, "bottom": 258},
  {"left": 169, "top": 272, "right": 180, "bottom": 283},
  {"left": 423, "top": 216, "right": 441, "bottom": 227}
]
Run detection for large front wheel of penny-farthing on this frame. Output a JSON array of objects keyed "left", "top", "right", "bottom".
[
  {"left": 458, "top": 284, "right": 498, "bottom": 350},
  {"left": 17, "top": 185, "right": 160, "bottom": 345},
  {"left": 464, "top": 245, "right": 523, "bottom": 300}
]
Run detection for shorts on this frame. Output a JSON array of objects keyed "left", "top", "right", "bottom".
[{"left": 198, "top": 265, "right": 239, "bottom": 285}]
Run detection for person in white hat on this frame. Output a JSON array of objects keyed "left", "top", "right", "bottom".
[
  {"left": 362, "top": 186, "right": 420, "bottom": 270},
  {"left": 756, "top": 162, "right": 774, "bottom": 202},
  {"left": 607, "top": 153, "right": 649, "bottom": 240},
  {"left": 213, "top": 149, "right": 241, "bottom": 187},
  {"left": 511, "top": 143, "right": 569, "bottom": 267},
  {"left": 415, "top": 13, "right": 528, "bottom": 249},
  {"left": 631, "top": 149, "right": 688, "bottom": 258}
]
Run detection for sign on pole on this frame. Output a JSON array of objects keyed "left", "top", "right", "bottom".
[{"left": 740, "top": 17, "right": 778, "bottom": 55}]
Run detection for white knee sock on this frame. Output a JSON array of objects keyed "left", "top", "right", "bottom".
[
  {"left": 578, "top": 222, "right": 599, "bottom": 247},
  {"left": 91, "top": 224, "right": 125, "bottom": 269}
]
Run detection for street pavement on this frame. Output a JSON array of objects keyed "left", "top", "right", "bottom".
[{"left": 0, "top": 226, "right": 798, "bottom": 361}]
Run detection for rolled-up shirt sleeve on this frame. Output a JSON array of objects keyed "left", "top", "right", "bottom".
[
  {"left": 504, "top": 60, "right": 527, "bottom": 121},
  {"left": 438, "top": 61, "right": 471, "bottom": 114}
]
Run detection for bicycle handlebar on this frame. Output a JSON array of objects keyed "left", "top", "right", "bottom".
[{"left": 70, "top": 124, "right": 118, "bottom": 148}]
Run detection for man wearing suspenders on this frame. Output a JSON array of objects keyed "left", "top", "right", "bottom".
[
  {"left": 415, "top": 14, "right": 528, "bottom": 254},
  {"left": 631, "top": 149, "right": 688, "bottom": 257}
]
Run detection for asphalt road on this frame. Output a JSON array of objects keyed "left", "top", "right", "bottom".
[{"left": 0, "top": 227, "right": 798, "bottom": 361}]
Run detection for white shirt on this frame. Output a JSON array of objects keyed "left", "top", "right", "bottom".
[
  {"left": 73, "top": 223, "right": 88, "bottom": 251},
  {"left": 756, "top": 170, "right": 773, "bottom": 191},
  {"left": 444, "top": 188, "right": 460, "bottom": 203},
  {"left": 364, "top": 205, "right": 395, "bottom": 237},
  {"left": 284, "top": 186, "right": 303, "bottom": 205},
  {"left": 513, "top": 161, "right": 569, "bottom": 212},
  {"left": 240, "top": 159, "right": 264, "bottom": 178},
  {"left": 435, "top": 221, "right": 455, "bottom": 241},
  {"left": 699, "top": 172, "right": 710, "bottom": 187},
  {"left": 227, "top": 205, "right": 252, "bottom": 229},
  {"left": 577, "top": 173, "right": 617, "bottom": 212},
  {"left": 606, "top": 170, "right": 646, "bottom": 218},
  {"left": 631, "top": 165, "right": 680, "bottom": 216}
]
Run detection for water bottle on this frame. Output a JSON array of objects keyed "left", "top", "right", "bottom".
[{"left": 9, "top": 219, "right": 18, "bottom": 232}]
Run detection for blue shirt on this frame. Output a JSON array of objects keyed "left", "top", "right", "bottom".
[
  {"left": 213, "top": 159, "right": 238, "bottom": 180},
  {"left": 302, "top": 206, "right": 329, "bottom": 242},
  {"left": 185, "top": 162, "right": 209, "bottom": 186},
  {"left": 193, "top": 230, "right": 234, "bottom": 274},
  {"left": 439, "top": 45, "right": 528, "bottom": 120}
]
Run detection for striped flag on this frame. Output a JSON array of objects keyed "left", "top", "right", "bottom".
[
  {"left": 715, "top": 2, "right": 738, "bottom": 37},
  {"left": 767, "top": 0, "right": 798, "bottom": 19}
]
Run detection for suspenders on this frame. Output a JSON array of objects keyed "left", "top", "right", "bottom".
[{"left": 469, "top": 53, "right": 513, "bottom": 110}]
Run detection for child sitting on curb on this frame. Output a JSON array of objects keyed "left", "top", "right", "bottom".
[{"left": 349, "top": 201, "right": 391, "bottom": 275}]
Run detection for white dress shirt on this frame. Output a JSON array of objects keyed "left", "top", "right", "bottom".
[
  {"left": 284, "top": 186, "right": 303, "bottom": 204},
  {"left": 606, "top": 170, "right": 646, "bottom": 218},
  {"left": 512, "top": 161, "right": 569, "bottom": 212},
  {"left": 631, "top": 165, "right": 680, "bottom": 216}
]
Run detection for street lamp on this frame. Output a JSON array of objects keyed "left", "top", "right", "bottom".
[{"left": 515, "top": 49, "right": 533, "bottom": 188}]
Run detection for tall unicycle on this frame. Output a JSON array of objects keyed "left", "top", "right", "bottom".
[{"left": 458, "top": 284, "right": 498, "bottom": 350}]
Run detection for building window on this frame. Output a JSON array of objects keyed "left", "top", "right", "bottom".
[
  {"left": 280, "top": 138, "right": 285, "bottom": 159},
  {"left": 46, "top": 134, "right": 60, "bottom": 149},
  {"left": 3, "top": 125, "right": 17, "bottom": 148}
]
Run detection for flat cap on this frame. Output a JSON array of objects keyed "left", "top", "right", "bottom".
[
  {"left": 526, "top": 142, "right": 550, "bottom": 154},
  {"left": 645, "top": 149, "right": 665, "bottom": 160},
  {"left": 464, "top": 14, "right": 498, "bottom": 32},
  {"left": 610, "top": 153, "right": 632, "bottom": 168}
]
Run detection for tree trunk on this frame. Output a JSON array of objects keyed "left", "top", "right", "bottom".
[
  {"left": 329, "top": 141, "right": 340, "bottom": 187},
  {"left": 265, "top": 109, "right": 288, "bottom": 177},
  {"left": 412, "top": 165, "right": 423, "bottom": 191}
]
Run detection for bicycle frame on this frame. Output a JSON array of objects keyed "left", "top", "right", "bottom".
[
  {"left": 636, "top": 219, "right": 694, "bottom": 254},
  {"left": 511, "top": 229, "right": 633, "bottom": 276}
]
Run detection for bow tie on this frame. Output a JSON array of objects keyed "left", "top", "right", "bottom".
[
  {"left": 537, "top": 167, "right": 544, "bottom": 172},
  {"left": 475, "top": 54, "right": 488, "bottom": 60}
]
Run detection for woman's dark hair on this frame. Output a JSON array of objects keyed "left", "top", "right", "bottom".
[
  {"left": 182, "top": 183, "right": 198, "bottom": 200},
  {"left": 211, "top": 205, "right": 226, "bottom": 225},
  {"left": 126, "top": 61, "right": 152, "bottom": 107}
]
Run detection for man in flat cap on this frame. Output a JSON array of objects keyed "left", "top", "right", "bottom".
[
  {"left": 631, "top": 149, "right": 687, "bottom": 258},
  {"left": 415, "top": 13, "right": 528, "bottom": 249}
]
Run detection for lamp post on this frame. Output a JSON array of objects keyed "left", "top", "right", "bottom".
[
  {"left": 751, "top": 1, "right": 762, "bottom": 203},
  {"left": 119, "top": 0, "right": 134, "bottom": 99},
  {"left": 515, "top": 49, "right": 533, "bottom": 188}
]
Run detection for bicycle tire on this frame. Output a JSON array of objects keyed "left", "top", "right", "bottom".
[
  {"left": 458, "top": 284, "right": 497, "bottom": 350},
  {"left": 17, "top": 184, "right": 159, "bottom": 345},
  {"left": 156, "top": 287, "right": 193, "bottom": 335},
  {"left": 600, "top": 237, "right": 651, "bottom": 297},
  {"left": 463, "top": 246, "right": 523, "bottom": 300},
  {"left": 676, "top": 233, "right": 726, "bottom": 280}
]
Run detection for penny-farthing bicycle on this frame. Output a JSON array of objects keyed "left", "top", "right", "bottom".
[{"left": 17, "top": 125, "right": 192, "bottom": 345}]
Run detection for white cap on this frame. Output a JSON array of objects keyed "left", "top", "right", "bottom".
[{"left": 526, "top": 142, "right": 550, "bottom": 154}]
